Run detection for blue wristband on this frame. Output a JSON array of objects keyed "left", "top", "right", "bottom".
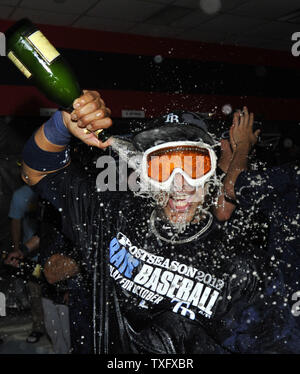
[{"left": 43, "top": 111, "right": 72, "bottom": 146}]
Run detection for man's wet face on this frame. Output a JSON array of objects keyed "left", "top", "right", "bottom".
[{"left": 163, "top": 174, "right": 204, "bottom": 224}]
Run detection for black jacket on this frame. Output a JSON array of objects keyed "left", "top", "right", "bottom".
[{"left": 32, "top": 164, "right": 300, "bottom": 354}]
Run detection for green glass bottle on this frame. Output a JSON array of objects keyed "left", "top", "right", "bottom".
[
  {"left": 5, "top": 18, "right": 106, "bottom": 139},
  {"left": 6, "top": 18, "right": 80, "bottom": 110}
]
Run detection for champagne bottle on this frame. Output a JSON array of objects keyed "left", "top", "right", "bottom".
[{"left": 5, "top": 18, "right": 106, "bottom": 140}]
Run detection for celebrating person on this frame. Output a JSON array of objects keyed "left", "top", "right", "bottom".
[{"left": 21, "top": 90, "right": 300, "bottom": 353}]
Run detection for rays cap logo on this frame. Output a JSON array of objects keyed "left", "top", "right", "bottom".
[
  {"left": 0, "top": 32, "right": 6, "bottom": 56},
  {"left": 164, "top": 113, "right": 180, "bottom": 123}
]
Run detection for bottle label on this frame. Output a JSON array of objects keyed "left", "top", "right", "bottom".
[
  {"left": 27, "top": 30, "right": 60, "bottom": 64},
  {"left": 7, "top": 51, "right": 32, "bottom": 78}
]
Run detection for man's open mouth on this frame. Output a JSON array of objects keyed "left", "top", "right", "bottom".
[{"left": 168, "top": 194, "right": 194, "bottom": 212}]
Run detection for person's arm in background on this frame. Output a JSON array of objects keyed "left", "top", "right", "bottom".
[
  {"left": 5, "top": 232, "right": 79, "bottom": 284},
  {"left": 11, "top": 218, "right": 22, "bottom": 252},
  {"left": 223, "top": 107, "right": 260, "bottom": 201},
  {"left": 8, "top": 188, "right": 27, "bottom": 252},
  {"left": 5, "top": 234, "right": 40, "bottom": 267},
  {"left": 7, "top": 187, "right": 28, "bottom": 262},
  {"left": 213, "top": 107, "right": 260, "bottom": 221}
]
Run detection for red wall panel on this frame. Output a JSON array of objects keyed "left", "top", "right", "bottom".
[
  {"left": 2, "top": 85, "right": 300, "bottom": 121},
  {"left": 1, "top": 18, "right": 300, "bottom": 120},
  {"left": 1, "top": 18, "right": 299, "bottom": 68}
]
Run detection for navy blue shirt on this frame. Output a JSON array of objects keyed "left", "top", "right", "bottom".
[
  {"left": 32, "top": 164, "right": 300, "bottom": 354},
  {"left": 235, "top": 162, "right": 300, "bottom": 309}
]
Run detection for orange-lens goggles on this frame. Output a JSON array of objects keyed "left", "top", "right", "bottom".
[{"left": 147, "top": 146, "right": 211, "bottom": 183}]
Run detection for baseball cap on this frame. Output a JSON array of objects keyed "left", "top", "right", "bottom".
[{"left": 132, "top": 110, "right": 215, "bottom": 152}]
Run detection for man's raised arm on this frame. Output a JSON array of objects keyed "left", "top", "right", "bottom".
[
  {"left": 223, "top": 107, "right": 260, "bottom": 202},
  {"left": 22, "top": 90, "right": 112, "bottom": 186},
  {"left": 213, "top": 107, "right": 260, "bottom": 221}
]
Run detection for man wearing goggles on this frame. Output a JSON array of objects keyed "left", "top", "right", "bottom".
[
  {"left": 123, "top": 110, "right": 222, "bottom": 232},
  {"left": 21, "top": 91, "right": 300, "bottom": 354}
]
